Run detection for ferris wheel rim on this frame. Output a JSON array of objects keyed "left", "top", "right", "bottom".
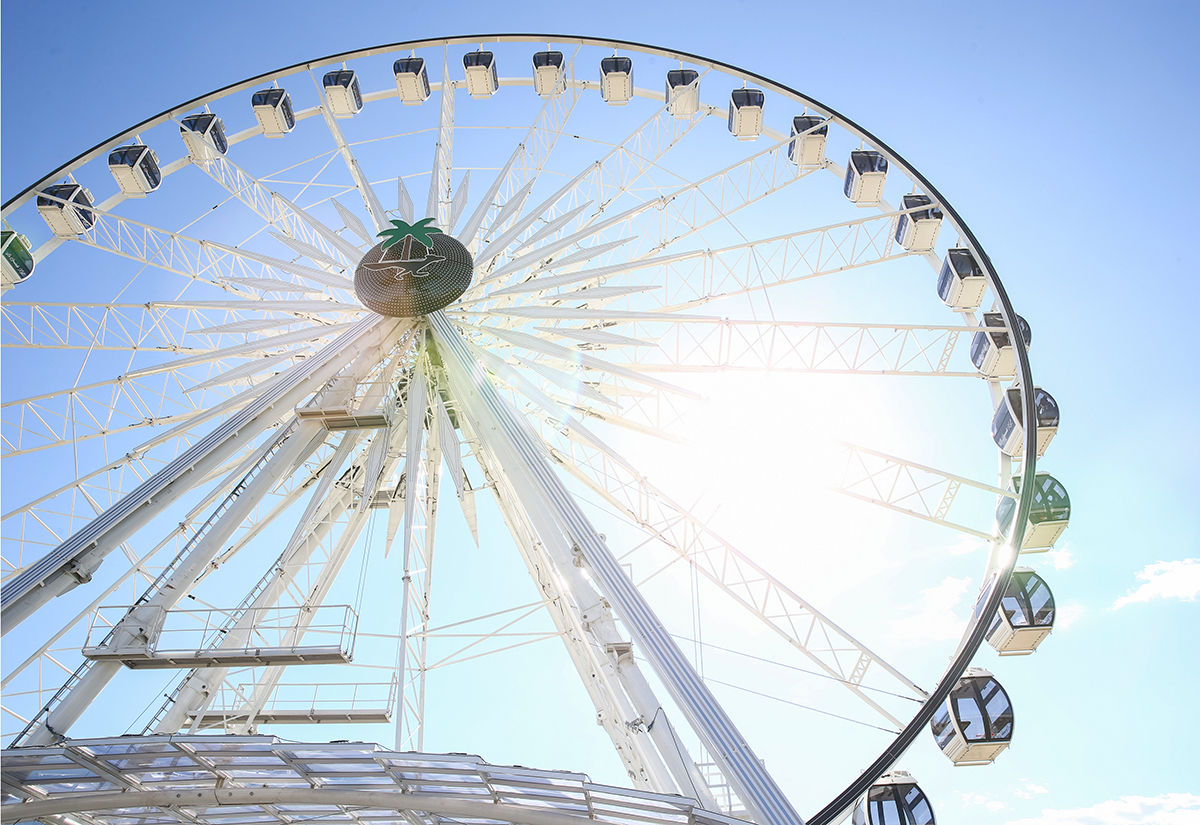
[{"left": 0, "top": 33, "right": 1045, "bottom": 825}]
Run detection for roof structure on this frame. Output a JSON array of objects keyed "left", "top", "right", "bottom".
[{"left": 0, "top": 736, "right": 745, "bottom": 825}]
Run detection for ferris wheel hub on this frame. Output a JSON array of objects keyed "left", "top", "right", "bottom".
[{"left": 353, "top": 225, "right": 473, "bottom": 316}]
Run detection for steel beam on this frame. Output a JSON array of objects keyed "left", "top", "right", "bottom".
[
  {"left": 2, "top": 317, "right": 405, "bottom": 631},
  {"left": 430, "top": 310, "right": 804, "bottom": 825}
]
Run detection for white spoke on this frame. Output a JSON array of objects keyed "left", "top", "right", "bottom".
[
  {"left": 836, "top": 444, "right": 1011, "bottom": 541},
  {"left": 2, "top": 37, "right": 1051, "bottom": 821},
  {"left": 310, "top": 69, "right": 389, "bottom": 232}
]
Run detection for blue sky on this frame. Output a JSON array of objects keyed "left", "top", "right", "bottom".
[{"left": 3, "top": 1, "right": 1199, "bottom": 824}]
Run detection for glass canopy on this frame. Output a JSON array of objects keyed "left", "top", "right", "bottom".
[{"left": 1, "top": 735, "right": 745, "bottom": 825}]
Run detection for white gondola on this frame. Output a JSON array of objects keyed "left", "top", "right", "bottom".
[
  {"left": 788, "top": 115, "right": 827, "bottom": 166},
  {"left": 852, "top": 771, "right": 935, "bottom": 825},
  {"left": 665, "top": 69, "right": 699, "bottom": 117},
  {"left": 36, "top": 183, "right": 95, "bottom": 237},
  {"left": 844, "top": 150, "right": 888, "bottom": 205},
  {"left": 179, "top": 113, "right": 228, "bottom": 164},
  {"left": 895, "top": 194, "right": 943, "bottom": 252},
  {"left": 971, "top": 311, "right": 1031, "bottom": 378},
  {"left": 252, "top": 88, "right": 295, "bottom": 137},
  {"left": 930, "top": 667, "right": 1014, "bottom": 766},
  {"left": 987, "top": 568, "right": 1056, "bottom": 655},
  {"left": 992, "top": 386, "right": 1059, "bottom": 458},
  {"left": 394, "top": 57, "right": 431, "bottom": 105},
  {"left": 463, "top": 51, "right": 498, "bottom": 99},
  {"left": 1, "top": 230, "right": 35, "bottom": 291},
  {"left": 728, "top": 88, "right": 765, "bottom": 139},
  {"left": 323, "top": 70, "right": 363, "bottom": 117},
  {"left": 108, "top": 144, "right": 161, "bottom": 197},
  {"left": 600, "top": 56, "right": 634, "bottom": 105},
  {"left": 996, "top": 472, "right": 1070, "bottom": 552},
  {"left": 532, "top": 51, "right": 564, "bottom": 98},
  {"left": 937, "top": 247, "right": 986, "bottom": 310}
]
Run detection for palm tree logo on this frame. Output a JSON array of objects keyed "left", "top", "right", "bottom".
[
  {"left": 353, "top": 216, "right": 474, "bottom": 317},
  {"left": 360, "top": 218, "right": 446, "bottom": 279}
]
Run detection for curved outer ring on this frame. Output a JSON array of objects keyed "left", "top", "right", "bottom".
[{"left": 0, "top": 34, "right": 1039, "bottom": 823}]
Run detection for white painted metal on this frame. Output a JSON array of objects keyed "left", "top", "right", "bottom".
[
  {"left": 108, "top": 146, "right": 160, "bottom": 196},
  {"left": 463, "top": 52, "right": 499, "bottom": 98},
  {"left": 0, "top": 738, "right": 751, "bottom": 825},
  {"left": 427, "top": 56, "right": 455, "bottom": 229},
  {"left": 534, "top": 56, "right": 564, "bottom": 98},
  {"left": 665, "top": 71, "right": 700, "bottom": 117},
  {"left": 430, "top": 311, "right": 804, "bottom": 825},
  {"left": 1, "top": 36, "right": 1048, "bottom": 821},
  {"left": 396, "top": 174, "right": 415, "bottom": 223},
  {"left": 728, "top": 91, "right": 764, "bottom": 139},
  {"left": 542, "top": 434, "right": 927, "bottom": 728},
  {"left": 394, "top": 356, "right": 439, "bottom": 751},
  {"left": 157, "top": 394, "right": 403, "bottom": 733},
  {"left": 312, "top": 70, "right": 387, "bottom": 231},
  {"left": 179, "top": 117, "right": 225, "bottom": 165},
  {"left": 394, "top": 57, "right": 431, "bottom": 104},
  {"left": 252, "top": 90, "right": 295, "bottom": 137},
  {"left": 324, "top": 71, "right": 364, "bottom": 117},
  {"left": 1, "top": 316, "right": 403, "bottom": 631},
  {"left": 600, "top": 59, "right": 634, "bottom": 105},
  {"left": 18, "top": 418, "right": 327, "bottom": 745},
  {"left": 36, "top": 187, "right": 94, "bottom": 237},
  {"left": 836, "top": 444, "right": 1015, "bottom": 542}
]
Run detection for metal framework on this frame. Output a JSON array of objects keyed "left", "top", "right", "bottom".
[
  {"left": 0, "top": 736, "right": 749, "bottom": 825},
  {"left": 1, "top": 34, "right": 1051, "bottom": 825}
]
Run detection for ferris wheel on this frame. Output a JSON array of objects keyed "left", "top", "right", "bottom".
[{"left": 0, "top": 35, "right": 1069, "bottom": 825}]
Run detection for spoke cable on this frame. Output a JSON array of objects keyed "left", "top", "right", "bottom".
[
  {"left": 703, "top": 677, "right": 894, "bottom": 734},
  {"left": 671, "top": 633, "right": 922, "bottom": 703}
]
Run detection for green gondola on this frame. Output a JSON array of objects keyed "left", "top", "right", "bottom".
[{"left": 1, "top": 229, "right": 35, "bottom": 290}]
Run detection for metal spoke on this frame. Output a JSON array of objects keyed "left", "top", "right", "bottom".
[
  {"left": 1, "top": 35, "right": 1051, "bottom": 821},
  {"left": 835, "top": 443, "right": 1012, "bottom": 541},
  {"left": 310, "top": 70, "right": 389, "bottom": 232},
  {"left": 538, "top": 422, "right": 927, "bottom": 729}
]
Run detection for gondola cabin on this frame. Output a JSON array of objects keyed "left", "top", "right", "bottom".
[
  {"left": 844, "top": 150, "right": 888, "bottom": 205},
  {"left": 930, "top": 668, "right": 1014, "bottom": 765},
  {"left": 37, "top": 183, "right": 95, "bottom": 237},
  {"left": 394, "top": 58, "right": 431, "bottom": 105},
  {"left": 789, "top": 116, "right": 828, "bottom": 167},
  {"left": 179, "top": 113, "right": 228, "bottom": 164},
  {"left": 532, "top": 51, "right": 564, "bottom": 98},
  {"left": 852, "top": 771, "right": 935, "bottom": 825},
  {"left": 987, "top": 568, "right": 1056, "bottom": 654},
  {"left": 463, "top": 51, "right": 498, "bottom": 99},
  {"left": 728, "top": 89, "right": 765, "bottom": 139},
  {"left": 895, "top": 194, "right": 943, "bottom": 252},
  {"left": 1, "top": 230, "right": 35, "bottom": 291},
  {"left": 323, "top": 70, "right": 363, "bottom": 117},
  {"left": 600, "top": 56, "right": 634, "bottom": 105},
  {"left": 992, "top": 386, "right": 1059, "bottom": 458},
  {"left": 665, "top": 69, "right": 700, "bottom": 117},
  {"left": 971, "top": 312, "right": 1031, "bottom": 378},
  {"left": 996, "top": 472, "right": 1070, "bottom": 551},
  {"left": 107, "top": 145, "right": 161, "bottom": 197},
  {"left": 937, "top": 248, "right": 986, "bottom": 310},
  {"left": 252, "top": 88, "right": 295, "bottom": 136}
]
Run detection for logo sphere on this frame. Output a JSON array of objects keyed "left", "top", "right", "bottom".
[{"left": 354, "top": 230, "right": 474, "bottom": 317}]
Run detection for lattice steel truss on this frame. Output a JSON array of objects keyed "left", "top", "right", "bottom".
[{"left": 1, "top": 35, "right": 1051, "bottom": 825}]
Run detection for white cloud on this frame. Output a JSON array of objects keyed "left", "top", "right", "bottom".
[
  {"left": 962, "top": 792, "right": 1007, "bottom": 812},
  {"left": 1113, "top": 559, "right": 1200, "bottom": 609},
  {"left": 1045, "top": 546, "right": 1075, "bottom": 570},
  {"left": 889, "top": 576, "right": 971, "bottom": 644},
  {"left": 1004, "top": 792, "right": 1200, "bottom": 824},
  {"left": 1015, "top": 781, "right": 1051, "bottom": 800},
  {"left": 1055, "top": 603, "right": 1084, "bottom": 630}
]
